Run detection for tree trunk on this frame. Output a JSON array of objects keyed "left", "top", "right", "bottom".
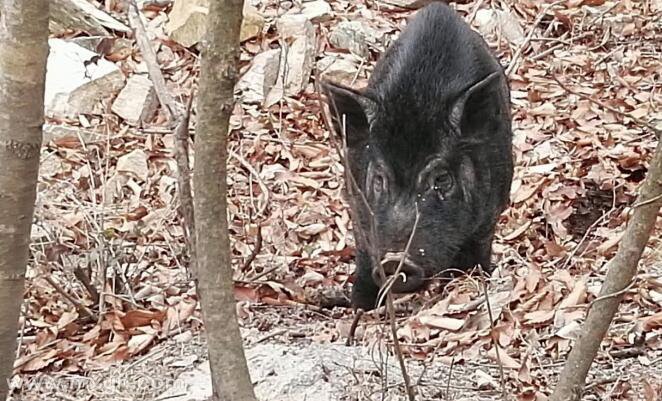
[
  {"left": 550, "top": 138, "right": 662, "bottom": 401},
  {"left": 0, "top": 0, "right": 50, "bottom": 398},
  {"left": 193, "top": 1, "right": 257, "bottom": 401}
]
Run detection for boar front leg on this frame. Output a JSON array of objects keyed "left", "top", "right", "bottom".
[
  {"left": 351, "top": 249, "right": 380, "bottom": 310},
  {"left": 454, "top": 230, "right": 496, "bottom": 274}
]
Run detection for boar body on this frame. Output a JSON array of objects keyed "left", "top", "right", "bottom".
[{"left": 324, "top": 3, "right": 514, "bottom": 310}]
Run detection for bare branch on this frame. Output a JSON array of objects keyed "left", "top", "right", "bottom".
[
  {"left": 174, "top": 95, "right": 196, "bottom": 263},
  {"left": 127, "top": 1, "right": 179, "bottom": 123},
  {"left": 506, "top": 0, "right": 566, "bottom": 76},
  {"left": 550, "top": 135, "right": 662, "bottom": 401},
  {"left": 43, "top": 274, "right": 96, "bottom": 321}
]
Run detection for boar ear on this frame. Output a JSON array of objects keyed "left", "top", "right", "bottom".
[
  {"left": 322, "top": 81, "right": 378, "bottom": 147},
  {"left": 450, "top": 71, "right": 503, "bottom": 140}
]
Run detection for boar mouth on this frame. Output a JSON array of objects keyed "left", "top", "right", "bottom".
[{"left": 373, "top": 252, "right": 426, "bottom": 293}]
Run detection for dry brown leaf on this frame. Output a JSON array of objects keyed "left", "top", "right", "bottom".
[
  {"left": 127, "top": 333, "right": 156, "bottom": 355},
  {"left": 524, "top": 310, "right": 555, "bottom": 325},
  {"left": 56, "top": 310, "right": 79, "bottom": 330},
  {"left": 502, "top": 220, "right": 531, "bottom": 241},
  {"left": 642, "top": 379, "right": 658, "bottom": 401},
  {"left": 16, "top": 349, "right": 59, "bottom": 372},
  {"left": 120, "top": 309, "right": 166, "bottom": 329},
  {"left": 417, "top": 315, "right": 465, "bottom": 331},
  {"left": 641, "top": 311, "right": 662, "bottom": 332},
  {"left": 525, "top": 264, "right": 542, "bottom": 292},
  {"left": 487, "top": 346, "right": 520, "bottom": 369}
]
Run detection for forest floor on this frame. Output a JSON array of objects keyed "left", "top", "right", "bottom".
[{"left": 9, "top": 0, "right": 662, "bottom": 400}]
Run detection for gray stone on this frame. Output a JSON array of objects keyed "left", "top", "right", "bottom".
[
  {"left": 42, "top": 124, "right": 106, "bottom": 146},
  {"left": 241, "top": 5, "right": 265, "bottom": 42},
  {"left": 475, "top": 9, "right": 525, "bottom": 45},
  {"left": 283, "top": 35, "right": 316, "bottom": 95},
  {"left": 117, "top": 149, "right": 149, "bottom": 181},
  {"left": 111, "top": 75, "right": 159, "bottom": 126},
  {"left": 237, "top": 49, "right": 282, "bottom": 104},
  {"left": 317, "top": 56, "right": 358, "bottom": 86},
  {"left": 166, "top": 0, "right": 265, "bottom": 46},
  {"left": 165, "top": 0, "right": 207, "bottom": 47},
  {"left": 50, "top": 0, "right": 130, "bottom": 35},
  {"left": 277, "top": 14, "right": 315, "bottom": 39},
  {"left": 44, "top": 39, "right": 126, "bottom": 118},
  {"left": 329, "top": 21, "right": 369, "bottom": 57},
  {"left": 267, "top": 16, "right": 317, "bottom": 103}
]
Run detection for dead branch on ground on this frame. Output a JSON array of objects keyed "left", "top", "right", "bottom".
[
  {"left": 552, "top": 73, "right": 661, "bottom": 138},
  {"left": 128, "top": 1, "right": 198, "bottom": 265},
  {"left": 506, "top": 1, "right": 566, "bottom": 76}
]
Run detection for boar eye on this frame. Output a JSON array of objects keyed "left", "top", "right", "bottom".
[
  {"left": 431, "top": 171, "right": 453, "bottom": 199},
  {"left": 372, "top": 173, "right": 386, "bottom": 196}
]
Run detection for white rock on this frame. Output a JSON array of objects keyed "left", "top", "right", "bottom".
[
  {"left": 116, "top": 149, "right": 149, "bottom": 181},
  {"left": 42, "top": 124, "right": 105, "bottom": 146},
  {"left": 277, "top": 14, "right": 315, "bottom": 39},
  {"left": 473, "top": 369, "right": 498, "bottom": 390},
  {"left": 475, "top": 9, "right": 525, "bottom": 45},
  {"left": 294, "top": 0, "right": 333, "bottom": 23},
  {"left": 50, "top": 0, "right": 130, "bottom": 35},
  {"left": 378, "top": 0, "right": 433, "bottom": 9},
  {"left": 111, "top": 75, "right": 159, "bottom": 126},
  {"left": 166, "top": 0, "right": 264, "bottom": 46},
  {"left": 317, "top": 56, "right": 358, "bottom": 85},
  {"left": 44, "top": 39, "right": 125, "bottom": 118},
  {"left": 329, "top": 21, "right": 369, "bottom": 57},
  {"left": 267, "top": 18, "right": 316, "bottom": 103},
  {"left": 241, "top": 5, "right": 265, "bottom": 42},
  {"left": 236, "top": 49, "right": 282, "bottom": 104},
  {"left": 166, "top": 0, "right": 207, "bottom": 47},
  {"left": 299, "top": 271, "right": 325, "bottom": 285},
  {"left": 282, "top": 35, "right": 316, "bottom": 96}
]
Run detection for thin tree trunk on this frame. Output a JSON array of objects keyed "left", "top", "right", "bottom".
[
  {"left": 0, "top": 0, "right": 50, "bottom": 398},
  {"left": 550, "top": 138, "right": 662, "bottom": 401},
  {"left": 193, "top": 1, "right": 257, "bottom": 401}
]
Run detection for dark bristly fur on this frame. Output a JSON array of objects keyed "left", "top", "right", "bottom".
[{"left": 323, "top": 3, "right": 514, "bottom": 310}]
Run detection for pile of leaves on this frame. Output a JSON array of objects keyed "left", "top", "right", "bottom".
[{"left": 14, "top": 0, "right": 661, "bottom": 399}]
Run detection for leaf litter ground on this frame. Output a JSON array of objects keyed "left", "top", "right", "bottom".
[{"left": 10, "top": 0, "right": 661, "bottom": 400}]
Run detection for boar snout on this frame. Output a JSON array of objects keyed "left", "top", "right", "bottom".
[{"left": 373, "top": 252, "right": 425, "bottom": 293}]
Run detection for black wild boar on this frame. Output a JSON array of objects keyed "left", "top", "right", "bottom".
[{"left": 323, "top": 3, "right": 514, "bottom": 310}]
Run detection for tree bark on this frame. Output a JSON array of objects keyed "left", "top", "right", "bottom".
[
  {"left": 550, "top": 138, "right": 662, "bottom": 401},
  {"left": 193, "top": 1, "right": 257, "bottom": 401},
  {"left": 0, "top": 0, "right": 50, "bottom": 398}
]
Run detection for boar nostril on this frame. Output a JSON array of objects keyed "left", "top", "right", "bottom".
[{"left": 372, "top": 252, "right": 425, "bottom": 293}]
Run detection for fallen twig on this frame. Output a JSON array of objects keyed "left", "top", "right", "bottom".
[
  {"left": 73, "top": 265, "right": 100, "bottom": 304},
  {"left": 43, "top": 274, "right": 95, "bottom": 320},
  {"left": 552, "top": 73, "right": 661, "bottom": 137},
  {"left": 241, "top": 224, "right": 263, "bottom": 272},
  {"left": 127, "top": 1, "right": 178, "bottom": 123},
  {"left": 446, "top": 356, "right": 456, "bottom": 400},
  {"left": 479, "top": 266, "right": 506, "bottom": 399},
  {"left": 229, "top": 149, "right": 270, "bottom": 217},
  {"left": 316, "top": 72, "right": 416, "bottom": 401},
  {"left": 174, "top": 95, "right": 196, "bottom": 263},
  {"left": 506, "top": 0, "right": 566, "bottom": 76},
  {"left": 128, "top": 2, "right": 200, "bottom": 268},
  {"left": 346, "top": 309, "right": 364, "bottom": 346}
]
